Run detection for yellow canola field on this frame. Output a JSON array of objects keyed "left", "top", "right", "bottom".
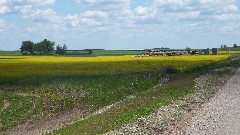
[{"left": 0, "top": 55, "right": 228, "bottom": 77}]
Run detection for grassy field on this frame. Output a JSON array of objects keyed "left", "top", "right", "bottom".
[
  {"left": 0, "top": 54, "right": 233, "bottom": 133},
  {"left": 0, "top": 50, "right": 21, "bottom": 56}
]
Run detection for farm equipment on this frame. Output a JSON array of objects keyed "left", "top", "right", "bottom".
[{"left": 135, "top": 50, "right": 188, "bottom": 57}]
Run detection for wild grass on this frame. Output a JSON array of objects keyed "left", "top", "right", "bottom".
[
  {"left": 0, "top": 92, "right": 42, "bottom": 131},
  {"left": 49, "top": 73, "right": 195, "bottom": 135}
]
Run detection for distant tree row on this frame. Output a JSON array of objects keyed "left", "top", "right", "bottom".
[
  {"left": 20, "top": 39, "right": 55, "bottom": 55},
  {"left": 220, "top": 44, "right": 239, "bottom": 49},
  {"left": 20, "top": 39, "right": 67, "bottom": 55}
]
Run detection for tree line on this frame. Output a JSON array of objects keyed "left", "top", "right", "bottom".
[
  {"left": 20, "top": 39, "right": 67, "bottom": 55},
  {"left": 220, "top": 44, "right": 239, "bottom": 49}
]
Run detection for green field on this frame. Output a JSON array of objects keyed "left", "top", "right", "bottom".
[
  {"left": 1, "top": 49, "right": 240, "bottom": 56},
  {"left": 0, "top": 54, "right": 235, "bottom": 134},
  {"left": 0, "top": 50, "right": 21, "bottom": 56}
]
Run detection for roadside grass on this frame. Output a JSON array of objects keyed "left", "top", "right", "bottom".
[
  {"left": 49, "top": 73, "right": 195, "bottom": 135},
  {"left": 30, "top": 71, "right": 163, "bottom": 114},
  {"left": 0, "top": 92, "right": 42, "bottom": 131}
]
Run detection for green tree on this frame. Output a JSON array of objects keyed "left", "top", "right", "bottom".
[
  {"left": 56, "top": 44, "right": 67, "bottom": 55},
  {"left": 88, "top": 49, "right": 93, "bottom": 55},
  {"left": 185, "top": 47, "right": 191, "bottom": 54},
  {"left": 233, "top": 44, "right": 238, "bottom": 48},
  {"left": 62, "top": 44, "right": 67, "bottom": 55},
  {"left": 35, "top": 39, "right": 55, "bottom": 55},
  {"left": 20, "top": 41, "right": 34, "bottom": 55}
]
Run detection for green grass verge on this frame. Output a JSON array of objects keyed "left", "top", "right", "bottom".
[
  {"left": 14, "top": 71, "right": 162, "bottom": 114},
  {"left": 0, "top": 93, "right": 42, "bottom": 131},
  {"left": 49, "top": 73, "right": 195, "bottom": 135}
]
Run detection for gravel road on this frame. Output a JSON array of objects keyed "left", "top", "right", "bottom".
[
  {"left": 106, "top": 67, "right": 239, "bottom": 135},
  {"left": 183, "top": 68, "right": 240, "bottom": 135}
]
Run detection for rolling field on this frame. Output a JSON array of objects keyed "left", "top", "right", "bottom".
[
  {"left": 0, "top": 55, "right": 228, "bottom": 77},
  {"left": 0, "top": 55, "right": 232, "bottom": 134}
]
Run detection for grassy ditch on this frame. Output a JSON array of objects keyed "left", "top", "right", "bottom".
[
  {"left": 0, "top": 93, "right": 42, "bottom": 131},
  {"left": 0, "top": 71, "right": 163, "bottom": 132},
  {"left": 49, "top": 73, "right": 195, "bottom": 135}
]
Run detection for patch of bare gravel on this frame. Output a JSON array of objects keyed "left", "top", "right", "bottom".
[
  {"left": 105, "top": 67, "right": 234, "bottom": 135},
  {"left": 182, "top": 68, "right": 240, "bottom": 135}
]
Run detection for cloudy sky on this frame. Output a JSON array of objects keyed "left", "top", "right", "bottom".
[{"left": 0, "top": 0, "right": 240, "bottom": 50}]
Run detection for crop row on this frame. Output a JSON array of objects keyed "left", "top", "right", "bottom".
[{"left": 0, "top": 55, "right": 228, "bottom": 78}]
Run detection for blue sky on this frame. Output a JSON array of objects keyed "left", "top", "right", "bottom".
[{"left": 0, "top": 0, "right": 240, "bottom": 50}]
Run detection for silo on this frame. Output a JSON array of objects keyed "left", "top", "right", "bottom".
[
  {"left": 212, "top": 48, "right": 218, "bottom": 55},
  {"left": 204, "top": 48, "right": 210, "bottom": 55}
]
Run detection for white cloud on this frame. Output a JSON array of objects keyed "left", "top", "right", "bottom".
[
  {"left": 0, "top": 6, "right": 10, "bottom": 14},
  {"left": 23, "top": 8, "right": 59, "bottom": 23},
  {"left": 80, "top": 18, "right": 101, "bottom": 25},
  {"left": 0, "top": 0, "right": 7, "bottom": 5},
  {"left": 0, "top": 19, "right": 6, "bottom": 32},
  {"left": 135, "top": 6, "right": 148, "bottom": 15},
  {"left": 14, "top": 5, "right": 32, "bottom": 14},
  {"left": 75, "top": 0, "right": 134, "bottom": 30},
  {"left": 199, "top": 0, "right": 236, "bottom": 6},
  {"left": 7, "top": 0, "right": 55, "bottom": 6},
  {"left": 153, "top": 0, "right": 192, "bottom": 6},
  {"left": 0, "top": 19, "right": 16, "bottom": 32},
  {"left": 223, "top": 4, "right": 238, "bottom": 12},
  {"left": 33, "top": 0, "right": 55, "bottom": 6},
  {"left": 81, "top": 10, "right": 107, "bottom": 18},
  {"left": 215, "top": 14, "right": 240, "bottom": 21},
  {"left": 75, "top": 0, "right": 131, "bottom": 11},
  {"left": 221, "top": 23, "right": 240, "bottom": 32},
  {"left": 177, "top": 11, "right": 200, "bottom": 21},
  {"left": 1, "top": 0, "right": 240, "bottom": 51},
  {"left": 151, "top": 0, "right": 240, "bottom": 23},
  {"left": 0, "top": 0, "right": 55, "bottom": 14}
]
